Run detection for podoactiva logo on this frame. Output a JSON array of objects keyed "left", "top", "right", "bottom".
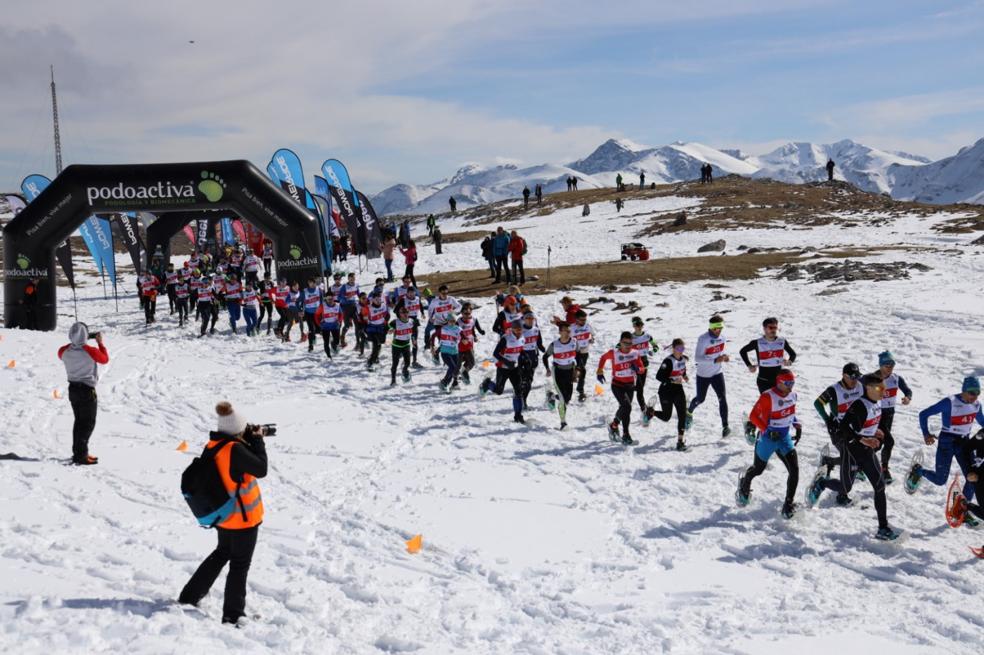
[
  {"left": 86, "top": 180, "right": 197, "bottom": 208},
  {"left": 198, "top": 171, "right": 226, "bottom": 202},
  {"left": 278, "top": 244, "right": 319, "bottom": 270},
  {"left": 5, "top": 253, "right": 47, "bottom": 279}
]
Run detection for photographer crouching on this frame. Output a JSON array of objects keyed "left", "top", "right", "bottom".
[
  {"left": 179, "top": 402, "right": 274, "bottom": 625},
  {"left": 57, "top": 322, "right": 109, "bottom": 465}
]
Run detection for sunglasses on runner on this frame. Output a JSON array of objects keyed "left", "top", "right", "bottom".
[{"left": 778, "top": 379, "right": 795, "bottom": 388}]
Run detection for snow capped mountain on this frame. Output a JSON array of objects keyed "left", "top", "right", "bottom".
[
  {"left": 411, "top": 162, "right": 600, "bottom": 215},
  {"left": 370, "top": 182, "right": 446, "bottom": 216},
  {"left": 369, "top": 136, "right": 983, "bottom": 215},
  {"left": 888, "top": 137, "right": 984, "bottom": 205},
  {"left": 751, "top": 139, "right": 928, "bottom": 195},
  {"left": 566, "top": 138, "right": 648, "bottom": 175}
]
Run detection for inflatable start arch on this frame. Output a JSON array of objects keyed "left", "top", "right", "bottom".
[{"left": 3, "top": 160, "right": 324, "bottom": 331}]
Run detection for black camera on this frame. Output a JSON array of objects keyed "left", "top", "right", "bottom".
[
  {"left": 88, "top": 331, "right": 102, "bottom": 341},
  {"left": 247, "top": 423, "right": 277, "bottom": 437}
]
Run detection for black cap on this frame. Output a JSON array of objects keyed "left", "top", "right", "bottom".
[{"left": 842, "top": 362, "right": 861, "bottom": 379}]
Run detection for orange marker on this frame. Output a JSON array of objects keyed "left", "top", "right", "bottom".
[{"left": 405, "top": 534, "right": 423, "bottom": 554}]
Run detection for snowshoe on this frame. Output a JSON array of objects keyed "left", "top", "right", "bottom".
[
  {"left": 836, "top": 494, "right": 854, "bottom": 507},
  {"left": 904, "top": 451, "right": 924, "bottom": 495},
  {"left": 514, "top": 414, "right": 526, "bottom": 425},
  {"left": 735, "top": 473, "right": 751, "bottom": 507},
  {"left": 805, "top": 471, "right": 826, "bottom": 508},
  {"left": 853, "top": 468, "right": 867, "bottom": 483},
  {"left": 402, "top": 371, "right": 411, "bottom": 383},
  {"left": 965, "top": 513, "right": 981, "bottom": 529},
  {"left": 479, "top": 378, "right": 492, "bottom": 397},
  {"left": 882, "top": 467, "right": 894, "bottom": 485},
  {"left": 781, "top": 501, "right": 797, "bottom": 520},
  {"left": 946, "top": 475, "right": 966, "bottom": 528},
  {"left": 559, "top": 421, "right": 568, "bottom": 430},
  {"left": 578, "top": 392, "right": 587, "bottom": 403},
  {"left": 440, "top": 381, "right": 450, "bottom": 394},
  {"left": 744, "top": 422, "right": 758, "bottom": 446},
  {"left": 684, "top": 411, "right": 694, "bottom": 431},
  {"left": 815, "top": 444, "right": 831, "bottom": 472},
  {"left": 621, "top": 435, "right": 638, "bottom": 446},
  {"left": 642, "top": 412, "right": 652, "bottom": 428},
  {"left": 875, "top": 526, "right": 905, "bottom": 542},
  {"left": 970, "top": 546, "right": 984, "bottom": 559},
  {"left": 675, "top": 440, "right": 688, "bottom": 452},
  {"left": 461, "top": 371, "right": 471, "bottom": 385},
  {"left": 607, "top": 420, "right": 620, "bottom": 442},
  {"left": 546, "top": 391, "right": 557, "bottom": 411},
  {"left": 722, "top": 425, "right": 732, "bottom": 438}
]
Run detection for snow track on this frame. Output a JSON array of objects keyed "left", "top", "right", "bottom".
[{"left": 1, "top": 208, "right": 982, "bottom": 653}]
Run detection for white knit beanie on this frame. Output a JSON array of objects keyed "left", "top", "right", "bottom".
[{"left": 215, "top": 401, "right": 247, "bottom": 435}]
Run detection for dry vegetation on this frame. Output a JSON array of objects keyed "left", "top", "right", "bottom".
[{"left": 417, "top": 248, "right": 887, "bottom": 297}]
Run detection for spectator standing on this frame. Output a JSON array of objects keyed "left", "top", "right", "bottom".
[
  {"left": 382, "top": 235, "right": 397, "bottom": 282},
  {"left": 508, "top": 230, "right": 527, "bottom": 286},
  {"left": 433, "top": 227, "right": 443, "bottom": 255},
  {"left": 58, "top": 322, "right": 109, "bottom": 465},
  {"left": 481, "top": 234, "right": 495, "bottom": 278},
  {"left": 400, "top": 240, "right": 418, "bottom": 287},
  {"left": 522, "top": 186, "right": 531, "bottom": 209},
  {"left": 826, "top": 159, "right": 835, "bottom": 182},
  {"left": 492, "top": 227, "right": 511, "bottom": 284},
  {"left": 535, "top": 184, "right": 543, "bottom": 205}
]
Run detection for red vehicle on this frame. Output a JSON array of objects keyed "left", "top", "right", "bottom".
[{"left": 621, "top": 242, "right": 650, "bottom": 261}]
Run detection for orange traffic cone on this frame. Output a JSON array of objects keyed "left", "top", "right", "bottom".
[
  {"left": 176, "top": 440, "right": 189, "bottom": 452},
  {"left": 405, "top": 534, "right": 423, "bottom": 554},
  {"left": 6, "top": 360, "right": 15, "bottom": 369},
  {"left": 52, "top": 389, "right": 62, "bottom": 399},
  {"left": 594, "top": 384, "right": 604, "bottom": 396}
]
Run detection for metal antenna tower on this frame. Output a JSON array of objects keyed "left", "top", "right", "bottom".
[{"left": 51, "top": 65, "right": 63, "bottom": 174}]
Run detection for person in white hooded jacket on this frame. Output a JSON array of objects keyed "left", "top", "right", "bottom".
[{"left": 57, "top": 322, "right": 109, "bottom": 465}]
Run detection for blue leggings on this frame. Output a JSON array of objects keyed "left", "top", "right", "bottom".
[
  {"left": 243, "top": 306, "right": 258, "bottom": 334},
  {"left": 227, "top": 303, "right": 241, "bottom": 330},
  {"left": 441, "top": 352, "right": 460, "bottom": 386},
  {"left": 688, "top": 373, "right": 729, "bottom": 426},
  {"left": 919, "top": 432, "right": 974, "bottom": 500}
]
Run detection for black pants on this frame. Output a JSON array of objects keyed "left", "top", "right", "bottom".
[
  {"left": 485, "top": 366, "right": 524, "bottom": 418},
  {"left": 756, "top": 366, "right": 781, "bottom": 393},
  {"left": 258, "top": 302, "right": 273, "bottom": 333},
  {"left": 652, "top": 383, "right": 687, "bottom": 435},
  {"left": 519, "top": 351, "right": 537, "bottom": 402},
  {"left": 200, "top": 302, "right": 218, "bottom": 335},
  {"left": 166, "top": 285, "right": 177, "bottom": 313},
  {"left": 404, "top": 265, "right": 416, "bottom": 287},
  {"left": 688, "top": 373, "right": 728, "bottom": 426},
  {"left": 275, "top": 307, "right": 288, "bottom": 334},
  {"left": 263, "top": 258, "right": 272, "bottom": 276},
  {"left": 367, "top": 331, "right": 385, "bottom": 365},
  {"left": 341, "top": 305, "right": 357, "bottom": 340},
  {"left": 878, "top": 407, "right": 896, "bottom": 469},
  {"left": 68, "top": 382, "right": 97, "bottom": 461},
  {"left": 743, "top": 450, "right": 799, "bottom": 504},
  {"left": 391, "top": 346, "right": 411, "bottom": 382},
  {"left": 245, "top": 271, "right": 258, "bottom": 287},
  {"left": 821, "top": 440, "right": 888, "bottom": 529},
  {"left": 494, "top": 255, "right": 510, "bottom": 283},
  {"left": 611, "top": 384, "right": 634, "bottom": 436},
  {"left": 635, "top": 358, "right": 649, "bottom": 412},
  {"left": 176, "top": 299, "right": 189, "bottom": 325},
  {"left": 144, "top": 297, "right": 157, "bottom": 324},
  {"left": 965, "top": 473, "right": 984, "bottom": 520},
  {"left": 554, "top": 367, "right": 574, "bottom": 404},
  {"left": 179, "top": 526, "right": 259, "bottom": 622},
  {"left": 575, "top": 352, "right": 589, "bottom": 396},
  {"left": 512, "top": 259, "right": 525, "bottom": 285},
  {"left": 305, "top": 315, "right": 318, "bottom": 349},
  {"left": 321, "top": 328, "right": 340, "bottom": 358}
]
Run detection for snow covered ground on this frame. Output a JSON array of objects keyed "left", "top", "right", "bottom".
[{"left": 1, "top": 203, "right": 983, "bottom": 654}]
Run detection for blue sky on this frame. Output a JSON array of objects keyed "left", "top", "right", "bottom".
[{"left": 1, "top": 0, "right": 982, "bottom": 193}]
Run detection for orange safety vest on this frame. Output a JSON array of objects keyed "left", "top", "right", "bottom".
[{"left": 209, "top": 439, "right": 264, "bottom": 529}]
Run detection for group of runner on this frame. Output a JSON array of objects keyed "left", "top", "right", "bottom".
[{"left": 136, "top": 249, "right": 982, "bottom": 545}]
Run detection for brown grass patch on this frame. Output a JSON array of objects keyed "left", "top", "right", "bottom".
[{"left": 417, "top": 248, "right": 879, "bottom": 297}]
